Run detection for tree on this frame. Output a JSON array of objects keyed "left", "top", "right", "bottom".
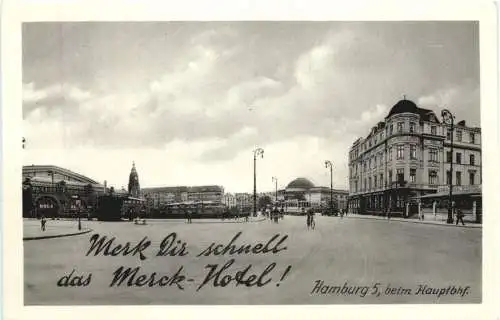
[
  {"left": 56, "top": 180, "right": 67, "bottom": 194},
  {"left": 22, "top": 178, "right": 33, "bottom": 217},
  {"left": 258, "top": 195, "right": 273, "bottom": 210},
  {"left": 84, "top": 183, "right": 93, "bottom": 195}
]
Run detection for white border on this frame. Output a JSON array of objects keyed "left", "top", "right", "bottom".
[{"left": 2, "top": 1, "right": 499, "bottom": 319}]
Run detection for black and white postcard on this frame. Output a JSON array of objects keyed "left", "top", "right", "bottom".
[{"left": 2, "top": 1, "right": 499, "bottom": 319}]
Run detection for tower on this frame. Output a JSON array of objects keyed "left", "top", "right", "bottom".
[{"left": 128, "top": 161, "right": 141, "bottom": 198}]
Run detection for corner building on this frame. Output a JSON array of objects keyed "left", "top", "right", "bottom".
[{"left": 348, "top": 99, "right": 481, "bottom": 216}]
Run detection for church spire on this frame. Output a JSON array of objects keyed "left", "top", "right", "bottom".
[{"left": 128, "top": 161, "right": 140, "bottom": 197}]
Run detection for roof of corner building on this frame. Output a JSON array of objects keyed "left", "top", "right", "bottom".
[{"left": 385, "top": 99, "right": 438, "bottom": 122}]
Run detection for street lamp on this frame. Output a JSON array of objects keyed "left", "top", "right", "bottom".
[
  {"left": 441, "top": 108, "right": 455, "bottom": 224},
  {"left": 272, "top": 176, "right": 278, "bottom": 204},
  {"left": 253, "top": 148, "right": 264, "bottom": 217},
  {"left": 324, "top": 160, "right": 334, "bottom": 215}
]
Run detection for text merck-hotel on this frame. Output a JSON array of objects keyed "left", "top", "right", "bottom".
[{"left": 348, "top": 99, "right": 482, "bottom": 216}]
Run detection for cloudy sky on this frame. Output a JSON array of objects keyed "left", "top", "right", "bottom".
[{"left": 22, "top": 21, "right": 480, "bottom": 192}]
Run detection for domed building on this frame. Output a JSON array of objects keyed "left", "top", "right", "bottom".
[
  {"left": 348, "top": 97, "right": 482, "bottom": 218},
  {"left": 277, "top": 177, "right": 348, "bottom": 214}
]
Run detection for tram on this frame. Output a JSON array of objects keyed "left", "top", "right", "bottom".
[
  {"left": 93, "top": 195, "right": 145, "bottom": 221},
  {"left": 162, "top": 201, "right": 227, "bottom": 219}
]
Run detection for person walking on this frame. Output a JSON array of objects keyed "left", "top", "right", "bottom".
[
  {"left": 40, "top": 216, "right": 46, "bottom": 232},
  {"left": 456, "top": 207, "right": 465, "bottom": 226},
  {"left": 306, "top": 209, "right": 311, "bottom": 230},
  {"left": 310, "top": 211, "right": 316, "bottom": 230}
]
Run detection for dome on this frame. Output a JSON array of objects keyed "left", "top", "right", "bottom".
[
  {"left": 386, "top": 99, "right": 419, "bottom": 118},
  {"left": 286, "top": 177, "right": 315, "bottom": 190}
]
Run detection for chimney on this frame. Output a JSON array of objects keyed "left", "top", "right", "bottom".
[{"left": 104, "top": 180, "right": 107, "bottom": 194}]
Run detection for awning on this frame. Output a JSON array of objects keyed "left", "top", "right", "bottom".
[{"left": 420, "top": 191, "right": 482, "bottom": 199}]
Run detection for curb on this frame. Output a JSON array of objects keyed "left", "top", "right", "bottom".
[
  {"left": 23, "top": 228, "right": 93, "bottom": 241},
  {"left": 347, "top": 215, "right": 482, "bottom": 229}
]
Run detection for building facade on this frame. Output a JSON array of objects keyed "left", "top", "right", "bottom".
[
  {"left": 22, "top": 165, "right": 106, "bottom": 217},
  {"left": 234, "top": 193, "right": 253, "bottom": 211},
  {"left": 277, "top": 177, "right": 348, "bottom": 214},
  {"left": 348, "top": 99, "right": 481, "bottom": 216},
  {"left": 223, "top": 193, "right": 237, "bottom": 208}
]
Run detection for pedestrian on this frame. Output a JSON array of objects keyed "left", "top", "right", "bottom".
[
  {"left": 40, "top": 216, "right": 46, "bottom": 232},
  {"left": 306, "top": 211, "right": 311, "bottom": 230},
  {"left": 456, "top": 207, "right": 465, "bottom": 226}
]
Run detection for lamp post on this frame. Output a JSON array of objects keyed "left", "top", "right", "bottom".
[
  {"left": 324, "top": 160, "right": 334, "bottom": 215},
  {"left": 253, "top": 148, "right": 264, "bottom": 217},
  {"left": 272, "top": 176, "right": 278, "bottom": 204},
  {"left": 441, "top": 108, "right": 455, "bottom": 224}
]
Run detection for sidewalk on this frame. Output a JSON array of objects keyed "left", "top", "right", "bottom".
[
  {"left": 346, "top": 213, "right": 482, "bottom": 228},
  {"left": 23, "top": 219, "right": 92, "bottom": 240}
]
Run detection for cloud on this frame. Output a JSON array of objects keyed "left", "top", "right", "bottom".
[
  {"left": 417, "top": 81, "right": 480, "bottom": 126},
  {"left": 22, "top": 22, "right": 480, "bottom": 191},
  {"left": 23, "top": 82, "right": 92, "bottom": 118}
]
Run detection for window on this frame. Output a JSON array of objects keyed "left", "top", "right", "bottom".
[
  {"left": 379, "top": 153, "right": 383, "bottom": 165},
  {"left": 390, "top": 124, "right": 394, "bottom": 135},
  {"left": 409, "top": 122, "right": 415, "bottom": 133},
  {"left": 456, "top": 171, "right": 462, "bottom": 186},
  {"left": 364, "top": 179, "right": 367, "bottom": 191},
  {"left": 410, "top": 145, "right": 417, "bottom": 160},
  {"left": 388, "top": 170, "right": 393, "bottom": 183},
  {"left": 446, "top": 171, "right": 451, "bottom": 185},
  {"left": 446, "top": 151, "right": 452, "bottom": 163},
  {"left": 470, "top": 132, "right": 475, "bottom": 144},
  {"left": 428, "top": 171, "right": 438, "bottom": 185},
  {"left": 369, "top": 177, "right": 372, "bottom": 190},
  {"left": 374, "top": 136, "right": 377, "bottom": 144},
  {"left": 456, "top": 130, "right": 462, "bottom": 142},
  {"left": 369, "top": 140, "right": 372, "bottom": 147},
  {"left": 374, "top": 175, "right": 377, "bottom": 188},
  {"left": 431, "top": 126, "right": 437, "bottom": 135},
  {"left": 374, "top": 155, "right": 377, "bottom": 168},
  {"left": 410, "top": 168, "right": 416, "bottom": 183},
  {"left": 469, "top": 172, "right": 475, "bottom": 185},
  {"left": 470, "top": 154, "right": 475, "bottom": 165},
  {"left": 397, "top": 169, "right": 405, "bottom": 184},
  {"left": 380, "top": 173, "right": 384, "bottom": 187},
  {"left": 397, "top": 122, "right": 403, "bottom": 133},
  {"left": 456, "top": 152, "right": 462, "bottom": 164},
  {"left": 429, "top": 149, "right": 438, "bottom": 162},
  {"left": 364, "top": 162, "right": 367, "bottom": 172},
  {"left": 397, "top": 145, "right": 404, "bottom": 160},
  {"left": 388, "top": 147, "right": 393, "bottom": 160},
  {"left": 446, "top": 129, "right": 452, "bottom": 140}
]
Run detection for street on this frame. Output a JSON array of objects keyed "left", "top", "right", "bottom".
[{"left": 24, "top": 215, "right": 481, "bottom": 305}]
